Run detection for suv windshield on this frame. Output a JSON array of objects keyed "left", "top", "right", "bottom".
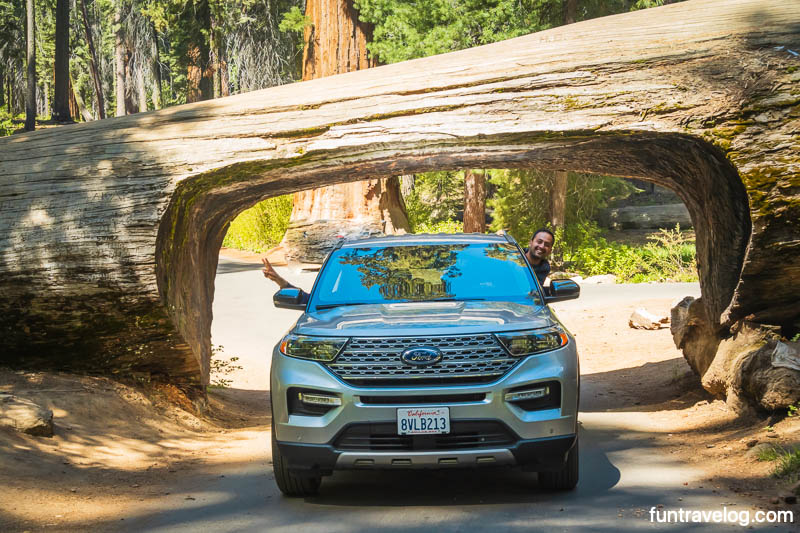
[{"left": 309, "top": 242, "right": 542, "bottom": 310}]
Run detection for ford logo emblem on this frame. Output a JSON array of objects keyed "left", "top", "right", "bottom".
[{"left": 400, "top": 347, "right": 443, "bottom": 366}]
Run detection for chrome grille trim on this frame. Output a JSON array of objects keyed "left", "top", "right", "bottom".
[{"left": 325, "top": 334, "right": 518, "bottom": 386}]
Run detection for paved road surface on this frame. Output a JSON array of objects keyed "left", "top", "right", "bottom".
[{"left": 120, "top": 256, "right": 784, "bottom": 532}]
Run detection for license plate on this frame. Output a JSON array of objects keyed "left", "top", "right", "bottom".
[{"left": 397, "top": 407, "right": 450, "bottom": 435}]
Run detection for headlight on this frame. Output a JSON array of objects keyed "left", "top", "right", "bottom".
[
  {"left": 279, "top": 334, "right": 348, "bottom": 361},
  {"left": 495, "top": 327, "right": 568, "bottom": 356}
]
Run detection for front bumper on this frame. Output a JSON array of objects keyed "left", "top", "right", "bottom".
[
  {"left": 277, "top": 434, "right": 577, "bottom": 476},
  {"left": 270, "top": 342, "right": 579, "bottom": 474}
]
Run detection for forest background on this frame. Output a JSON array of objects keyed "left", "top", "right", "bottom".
[{"left": 1, "top": 0, "right": 697, "bottom": 283}]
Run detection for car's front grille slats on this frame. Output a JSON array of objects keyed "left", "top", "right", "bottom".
[
  {"left": 334, "top": 421, "right": 517, "bottom": 451},
  {"left": 326, "top": 334, "right": 518, "bottom": 386}
]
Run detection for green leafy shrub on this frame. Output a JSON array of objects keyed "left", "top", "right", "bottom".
[
  {"left": 0, "top": 111, "right": 22, "bottom": 137},
  {"left": 222, "top": 194, "right": 293, "bottom": 252},
  {"left": 412, "top": 219, "right": 463, "bottom": 234}
]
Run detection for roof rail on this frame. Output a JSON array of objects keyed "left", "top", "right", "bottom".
[
  {"left": 498, "top": 230, "right": 517, "bottom": 246},
  {"left": 332, "top": 236, "right": 347, "bottom": 251}
]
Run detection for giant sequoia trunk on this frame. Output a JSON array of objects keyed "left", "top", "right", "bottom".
[
  {"left": 0, "top": 0, "right": 797, "bottom": 409},
  {"left": 281, "top": 0, "right": 409, "bottom": 262}
]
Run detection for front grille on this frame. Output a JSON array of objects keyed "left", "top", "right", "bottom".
[
  {"left": 334, "top": 421, "right": 517, "bottom": 451},
  {"left": 326, "top": 334, "right": 517, "bottom": 386}
]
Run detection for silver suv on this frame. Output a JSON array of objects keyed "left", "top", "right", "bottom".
[{"left": 270, "top": 233, "right": 580, "bottom": 496}]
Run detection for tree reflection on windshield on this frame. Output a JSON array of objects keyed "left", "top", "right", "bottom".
[{"left": 338, "top": 245, "right": 467, "bottom": 300}]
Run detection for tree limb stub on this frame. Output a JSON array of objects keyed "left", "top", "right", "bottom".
[{"left": 0, "top": 0, "right": 798, "bottom": 387}]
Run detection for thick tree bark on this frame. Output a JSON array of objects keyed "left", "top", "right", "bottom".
[
  {"left": 80, "top": 0, "right": 105, "bottom": 119},
  {"left": 0, "top": 0, "right": 797, "bottom": 407},
  {"left": 283, "top": 0, "right": 408, "bottom": 262},
  {"left": 550, "top": 171, "right": 568, "bottom": 228},
  {"left": 52, "top": 0, "right": 70, "bottom": 121},
  {"left": 114, "top": 6, "right": 127, "bottom": 117},
  {"left": 136, "top": 64, "right": 147, "bottom": 113},
  {"left": 150, "top": 25, "right": 162, "bottom": 110},
  {"left": 25, "top": 0, "right": 35, "bottom": 131},
  {"left": 186, "top": 45, "right": 203, "bottom": 103},
  {"left": 69, "top": 73, "right": 92, "bottom": 122},
  {"left": 463, "top": 170, "right": 487, "bottom": 233}
]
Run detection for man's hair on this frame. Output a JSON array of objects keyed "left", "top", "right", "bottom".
[{"left": 531, "top": 228, "right": 555, "bottom": 244}]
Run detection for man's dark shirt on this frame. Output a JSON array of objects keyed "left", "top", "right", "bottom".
[{"left": 524, "top": 248, "right": 551, "bottom": 286}]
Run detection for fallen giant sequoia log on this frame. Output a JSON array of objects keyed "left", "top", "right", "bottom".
[{"left": 0, "top": 0, "right": 798, "bottom": 407}]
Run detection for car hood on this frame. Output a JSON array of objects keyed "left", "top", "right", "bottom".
[{"left": 293, "top": 300, "right": 556, "bottom": 337}]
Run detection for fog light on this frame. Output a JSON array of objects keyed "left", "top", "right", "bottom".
[
  {"left": 298, "top": 392, "right": 342, "bottom": 407},
  {"left": 505, "top": 386, "right": 549, "bottom": 403}
]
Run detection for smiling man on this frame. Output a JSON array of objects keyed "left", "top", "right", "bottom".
[{"left": 524, "top": 228, "right": 555, "bottom": 286}]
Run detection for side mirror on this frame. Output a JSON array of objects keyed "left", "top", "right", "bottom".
[
  {"left": 273, "top": 288, "right": 308, "bottom": 310},
  {"left": 545, "top": 279, "right": 580, "bottom": 303}
]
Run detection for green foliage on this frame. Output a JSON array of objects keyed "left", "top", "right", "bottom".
[
  {"left": 404, "top": 170, "right": 464, "bottom": 231},
  {"left": 757, "top": 445, "right": 779, "bottom": 462},
  {"left": 788, "top": 404, "right": 798, "bottom": 417},
  {"left": 279, "top": 6, "right": 310, "bottom": 33},
  {"left": 562, "top": 224, "right": 697, "bottom": 282},
  {"left": 0, "top": 110, "right": 22, "bottom": 136},
  {"left": 764, "top": 446, "right": 800, "bottom": 479},
  {"left": 413, "top": 219, "right": 464, "bottom": 234},
  {"left": 222, "top": 194, "right": 293, "bottom": 252},
  {"left": 488, "top": 169, "right": 635, "bottom": 244}
]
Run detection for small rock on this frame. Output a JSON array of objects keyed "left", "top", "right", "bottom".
[
  {"left": 706, "top": 444, "right": 715, "bottom": 448},
  {"left": 746, "top": 439, "right": 759, "bottom": 448},
  {"left": 766, "top": 433, "right": 779, "bottom": 438},
  {"left": 745, "top": 443, "right": 776, "bottom": 459},
  {"left": 783, "top": 494, "right": 797, "bottom": 504},
  {"left": 629, "top": 308, "right": 669, "bottom": 330},
  {"left": 770, "top": 497, "right": 780, "bottom": 504},
  {"left": 0, "top": 394, "right": 54, "bottom": 437}
]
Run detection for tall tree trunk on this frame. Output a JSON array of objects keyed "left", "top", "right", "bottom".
[
  {"left": 25, "top": 0, "right": 35, "bottom": 131},
  {"left": 564, "top": 0, "right": 578, "bottom": 25},
  {"left": 282, "top": 0, "right": 409, "bottom": 262},
  {"left": 186, "top": 45, "right": 203, "bottom": 103},
  {"left": 123, "top": 48, "right": 136, "bottom": 114},
  {"left": 219, "top": 45, "right": 229, "bottom": 97},
  {"left": 68, "top": 74, "right": 87, "bottom": 121},
  {"left": 210, "top": 14, "right": 220, "bottom": 99},
  {"left": 114, "top": 4, "right": 127, "bottom": 117},
  {"left": 0, "top": 67, "right": 5, "bottom": 109},
  {"left": 42, "top": 81, "right": 50, "bottom": 118},
  {"left": 400, "top": 175, "right": 415, "bottom": 198},
  {"left": 52, "top": 0, "right": 70, "bottom": 121},
  {"left": 463, "top": 169, "right": 486, "bottom": 233},
  {"left": 136, "top": 64, "right": 147, "bottom": 112},
  {"left": 150, "top": 24, "right": 162, "bottom": 109},
  {"left": 80, "top": 0, "right": 105, "bottom": 119},
  {"left": 6, "top": 69, "right": 11, "bottom": 113},
  {"left": 550, "top": 171, "right": 568, "bottom": 228}
]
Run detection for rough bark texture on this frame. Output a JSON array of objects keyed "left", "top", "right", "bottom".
[
  {"left": 463, "top": 169, "right": 486, "bottom": 233},
  {"left": 24, "top": 0, "right": 34, "bottom": 131},
  {"left": 52, "top": 0, "right": 70, "bottom": 122},
  {"left": 0, "top": 1, "right": 797, "bottom": 402},
  {"left": 550, "top": 171, "right": 568, "bottom": 228},
  {"left": 113, "top": 6, "right": 126, "bottom": 118},
  {"left": 599, "top": 203, "right": 692, "bottom": 230},
  {"left": 282, "top": 0, "right": 408, "bottom": 262},
  {"left": 81, "top": 0, "right": 105, "bottom": 119}
]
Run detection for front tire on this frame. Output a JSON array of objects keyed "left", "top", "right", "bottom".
[
  {"left": 271, "top": 426, "right": 321, "bottom": 497},
  {"left": 538, "top": 436, "right": 579, "bottom": 490}
]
